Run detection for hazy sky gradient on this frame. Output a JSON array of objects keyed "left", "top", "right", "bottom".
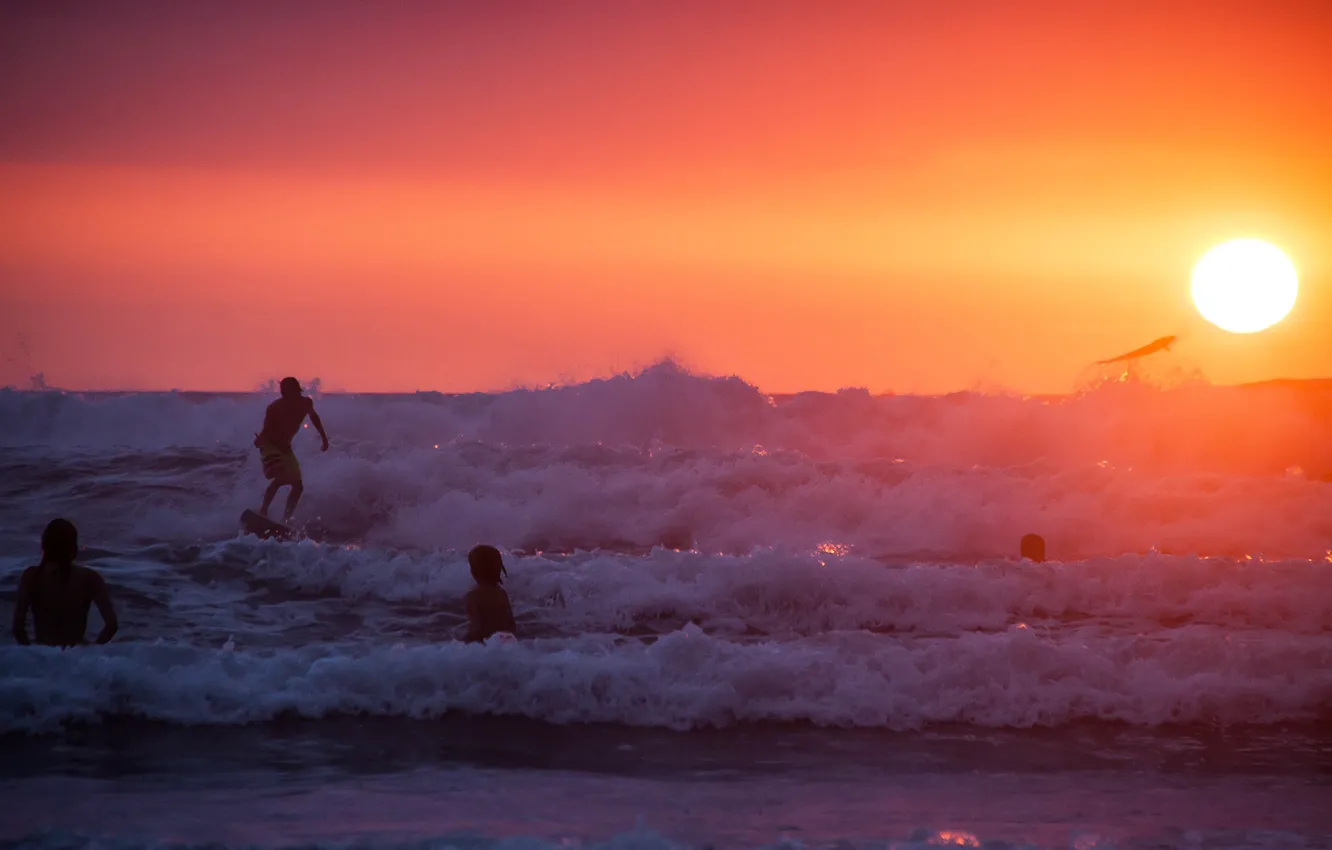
[{"left": 2, "top": 0, "right": 1329, "bottom": 392}]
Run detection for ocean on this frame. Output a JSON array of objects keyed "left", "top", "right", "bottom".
[{"left": 2, "top": 363, "right": 1330, "bottom": 849}]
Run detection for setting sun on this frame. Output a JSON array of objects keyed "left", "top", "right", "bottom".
[{"left": 1191, "top": 239, "right": 1299, "bottom": 334}]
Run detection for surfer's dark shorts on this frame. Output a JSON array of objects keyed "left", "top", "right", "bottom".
[{"left": 258, "top": 443, "right": 301, "bottom": 484}]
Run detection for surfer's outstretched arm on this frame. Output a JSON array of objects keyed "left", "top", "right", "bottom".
[
  {"left": 10, "top": 567, "right": 34, "bottom": 646},
  {"left": 91, "top": 571, "right": 118, "bottom": 644},
  {"left": 308, "top": 403, "right": 329, "bottom": 451}
]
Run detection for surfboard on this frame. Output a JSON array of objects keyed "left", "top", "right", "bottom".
[
  {"left": 1093, "top": 335, "right": 1176, "bottom": 365},
  {"left": 240, "top": 509, "right": 295, "bottom": 541}
]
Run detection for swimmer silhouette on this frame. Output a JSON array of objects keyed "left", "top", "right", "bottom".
[
  {"left": 464, "top": 545, "right": 517, "bottom": 643},
  {"left": 12, "top": 519, "right": 119, "bottom": 647}
]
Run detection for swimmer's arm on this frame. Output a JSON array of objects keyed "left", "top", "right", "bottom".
[
  {"left": 11, "top": 568, "right": 33, "bottom": 645},
  {"left": 307, "top": 401, "right": 329, "bottom": 451},
  {"left": 91, "top": 572, "right": 118, "bottom": 644}
]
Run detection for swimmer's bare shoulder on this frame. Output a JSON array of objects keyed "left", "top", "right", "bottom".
[{"left": 74, "top": 563, "right": 109, "bottom": 595}]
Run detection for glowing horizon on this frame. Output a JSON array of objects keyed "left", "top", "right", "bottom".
[{"left": 2, "top": 1, "right": 1329, "bottom": 394}]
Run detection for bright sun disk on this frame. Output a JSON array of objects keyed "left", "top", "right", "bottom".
[{"left": 1191, "top": 239, "right": 1298, "bottom": 333}]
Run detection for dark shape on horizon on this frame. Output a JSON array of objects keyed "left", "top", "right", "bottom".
[
  {"left": 1020, "top": 533, "right": 1046, "bottom": 563},
  {"left": 1094, "top": 335, "right": 1177, "bottom": 365}
]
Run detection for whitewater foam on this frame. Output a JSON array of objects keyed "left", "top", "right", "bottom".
[
  {"left": 2, "top": 366, "right": 1330, "bottom": 739},
  {"left": 4, "top": 366, "right": 1330, "bottom": 559},
  {"left": 216, "top": 544, "right": 1332, "bottom": 636},
  {"left": 3, "top": 622, "right": 1329, "bottom": 733}
]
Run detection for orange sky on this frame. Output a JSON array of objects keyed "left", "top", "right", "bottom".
[{"left": 1, "top": 0, "right": 1329, "bottom": 394}]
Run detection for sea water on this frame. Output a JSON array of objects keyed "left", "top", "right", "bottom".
[{"left": 2, "top": 363, "right": 1330, "bottom": 849}]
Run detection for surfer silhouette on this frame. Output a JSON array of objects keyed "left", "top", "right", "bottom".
[
  {"left": 11, "top": 519, "right": 119, "bottom": 647},
  {"left": 463, "top": 545, "right": 517, "bottom": 643},
  {"left": 254, "top": 377, "right": 329, "bottom": 525}
]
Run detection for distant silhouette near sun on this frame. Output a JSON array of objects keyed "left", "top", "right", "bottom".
[
  {"left": 1083, "top": 240, "right": 1298, "bottom": 386},
  {"left": 1192, "top": 239, "right": 1298, "bottom": 333},
  {"left": 1095, "top": 336, "right": 1176, "bottom": 365},
  {"left": 1083, "top": 334, "right": 1194, "bottom": 389}
]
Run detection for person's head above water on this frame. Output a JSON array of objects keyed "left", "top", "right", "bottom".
[
  {"left": 279, "top": 377, "right": 302, "bottom": 398},
  {"left": 41, "top": 518, "right": 78, "bottom": 566},
  {"left": 468, "top": 544, "right": 507, "bottom": 586},
  {"left": 1020, "top": 533, "right": 1046, "bottom": 563}
]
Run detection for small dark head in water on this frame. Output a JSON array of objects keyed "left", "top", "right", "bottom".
[
  {"left": 1020, "top": 533, "right": 1046, "bottom": 563},
  {"left": 41, "top": 518, "right": 78, "bottom": 566},
  {"left": 468, "top": 544, "right": 508, "bottom": 586}
]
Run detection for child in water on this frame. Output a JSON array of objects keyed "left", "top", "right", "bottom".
[{"left": 464, "top": 544, "right": 517, "bottom": 643}]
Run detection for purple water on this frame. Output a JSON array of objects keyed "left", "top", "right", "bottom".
[{"left": 2, "top": 367, "right": 1330, "bottom": 848}]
